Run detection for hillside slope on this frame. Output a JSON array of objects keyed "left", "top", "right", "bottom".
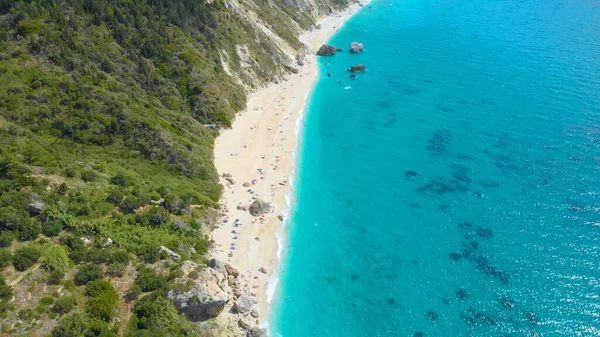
[{"left": 0, "top": 0, "right": 349, "bottom": 336}]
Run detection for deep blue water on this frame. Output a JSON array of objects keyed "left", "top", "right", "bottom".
[{"left": 272, "top": 0, "right": 600, "bottom": 336}]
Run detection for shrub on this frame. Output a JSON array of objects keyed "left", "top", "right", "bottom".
[
  {"left": 81, "top": 170, "right": 98, "bottom": 182},
  {"left": 39, "top": 296, "right": 54, "bottom": 306},
  {"left": 85, "top": 280, "right": 118, "bottom": 321},
  {"left": 110, "top": 172, "right": 129, "bottom": 187},
  {"left": 42, "top": 246, "right": 71, "bottom": 273},
  {"left": 138, "top": 245, "right": 159, "bottom": 263},
  {"left": 125, "top": 285, "right": 142, "bottom": 302},
  {"left": 42, "top": 220, "right": 62, "bottom": 237},
  {"left": 135, "top": 267, "right": 167, "bottom": 292},
  {"left": 59, "top": 236, "right": 88, "bottom": 263},
  {"left": 17, "top": 219, "right": 41, "bottom": 241},
  {"left": 12, "top": 246, "right": 41, "bottom": 271},
  {"left": 106, "top": 189, "right": 124, "bottom": 205},
  {"left": 188, "top": 270, "right": 199, "bottom": 279},
  {"left": 0, "top": 248, "right": 11, "bottom": 268},
  {"left": 109, "top": 250, "right": 130, "bottom": 265},
  {"left": 0, "top": 231, "right": 16, "bottom": 247},
  {"left": 107, "top": 262, "right": 126, "bottom": 277},
  {"left": 75, "top": 264, "right": 102, "bottom": 285},
  {"left": 119, "top": 195, "right": 140, "bottom": 213},
  {"left": 0, "top": 275, "right": 12, "bottom": 302},
  {"left": 47, "top": 269, "right": 63, "bottom": 285},
  {"left": 146, "top": 206, "right": 169, "bottom": 226},
  {"left": 52, "top": 295, "right": 76, "bottom": 315}
]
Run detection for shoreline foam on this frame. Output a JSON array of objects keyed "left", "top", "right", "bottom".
[{"left": 212, "top": 0, "right": 370, "bottom": 330}]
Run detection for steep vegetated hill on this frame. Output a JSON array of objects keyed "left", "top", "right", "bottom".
[{"left": 0, "top": 0, "right": 348, "bottom": 336}]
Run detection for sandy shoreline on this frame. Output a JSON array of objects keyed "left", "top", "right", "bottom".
[{"left": 212, "top": 0, "right": 369, "bottom": 326}]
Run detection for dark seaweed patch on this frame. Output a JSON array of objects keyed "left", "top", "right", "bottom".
[
  {"left": 405, "top": 170, "right": 418, "bottom": 177},
  {"left": 413, "top": 332, "right": 424, "bottom": 337},
  {"left": 448, "top": 252, "right": 462, "bottom": 261},
  {"left": 425, "top": 311, "right": 438, "bottom": 321},
  {"left": 523, "top": 311, "right": 538, "bottom": 324},
  {"left": 440, "top": 295, "right": 451, "bottom": 304},
  {"left": 435, "top": 104, "right": 454, "bottom": 113},
  {"left": 417, "top": 180, "right": 455, "bottom": 194},
  {"left": 500, "top": 297, "right": 515, "bottom": 309},
  {"left": 475, "top": 226, "right": 493, "bottom": 239},
  {"left": 387, "top": 298, "right": 395, "bottom": 305},
  {"left": 456, "top": 288, "right": 468, "bottom": 301},
  {"left": 409, "top": 202, "right": 421, "bottom": 208},
  {"left": 458, "top": 222, "right": 472, "bottom": 230},
  {"left": 460, "top": 308, "right": 497, "bottom": 326},
  {"left": 426, "top": 129, "right": 452, "bottom": 156}
]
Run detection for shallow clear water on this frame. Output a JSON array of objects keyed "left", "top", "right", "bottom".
[{"left": 272, "top": 0, "right": 600, "bottom": 336}]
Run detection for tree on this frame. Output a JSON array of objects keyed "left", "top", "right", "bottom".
[
  {"left": 75, "top": 264, "right": 103, "bottom": 285},
  {"left": 12, "top": 246, "right": 41, "bottom": 271},
  {"left": 42, "top": 245, "right": 71, "bottom": 273},
  {"left": 146, "top": 206, "right": 169, "bottom": 226},
  {"left": 81, "top": 170, "right": 98, "bottom": 182}
]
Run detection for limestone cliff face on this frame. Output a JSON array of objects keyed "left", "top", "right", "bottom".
[{"left": 218, "top": 0, "right": 351, "bottom": 91}]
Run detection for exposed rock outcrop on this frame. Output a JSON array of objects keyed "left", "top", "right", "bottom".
[
  {"left": 159, "top": 246, "right": 181, "bottom": 261},
  {"left": 248, "top": 327, "right": 268, "bottom": 337},
  {"left": 234, "top": 295, "right": 256, "bottom": 313},
  {"left": 349, "top": 64, "right": 366, "bottom": 72},
  {"left": 248, "top": 199, "right": 272, "bottom": 216},
  {"left": 27, "top": 200, "right": 45, "bottom": 215},
  {"left": 168, "top": 267, "right": 230, "bottom": 322},
  {"left": 317, "top": 44, "right": 336, "bottom": 56},
  {"left": 349, "top": 42, "right": 364, "bottom": 53}
]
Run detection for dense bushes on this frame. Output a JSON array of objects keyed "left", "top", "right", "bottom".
[
  {"left": 129, "top": 294, "right": 198, "bottom": 336},
  {"left": 52, "top": 296, "right": 77, "bottom": 315},
  {"left": 42, "top": 245, "right": 71, "bottom": 274},
  {"left": 0, "top": 275, "right": 12, "bottom": 302},
  {"left": 75, "top": 264, "right": 103, "bottom": 285},
  {"left": 12, "top": 246, "right": 40, "bottom": 271},
  {"left": 135, "top": 266, "right": 167, "bottom": 292},
  {"left": 85, "top": 280, "right": 118, "bottom": 322},
  {"left": 0, "top": 248, "right": 11, "bottom": 268}
]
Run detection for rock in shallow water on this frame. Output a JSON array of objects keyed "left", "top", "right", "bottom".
[{"left": 317, "top": 44, "right": 336, "bottom": 56}]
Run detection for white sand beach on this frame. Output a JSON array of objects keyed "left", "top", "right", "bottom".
[{"left": 212, "top": 0, "right": 370, "bottom": 324}]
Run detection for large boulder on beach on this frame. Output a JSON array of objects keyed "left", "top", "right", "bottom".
[
  {"left": 317, "top": 44, "right": 336, "bottom": 56},
  {"left": 349, "top": 64, "right": 366, "bottom": 72},
  {"left": 167, "top": 267, "right": 230, "bottom": 321},
  {"left": 233, "top": 295, "right": 256, "bottom": 313},
  {"left": 248, "top": 327, "right": 268, "bottom": 337},
  {"left": 349, "top": 42, "right": 364, "bottom": 53},
  {"left": 248, "top": 199, "right": 273, "bottom": 216}
]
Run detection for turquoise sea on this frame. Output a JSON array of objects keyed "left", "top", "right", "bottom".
[{"left": 272, "top": 0, "right": 600, "bottom": 336}]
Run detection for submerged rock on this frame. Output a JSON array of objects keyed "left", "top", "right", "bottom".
[
  {"left": 348, "top": 64, "right": 366, "bottom": 72},
  {"left": 317, "top": 44, "right": 336, "bottom": 56},
  {"left": 349, "top": 41, "right": 364, "bottom": 53},
  {"left": 475, "top": 226, "right": 493, "bottom": 239}
]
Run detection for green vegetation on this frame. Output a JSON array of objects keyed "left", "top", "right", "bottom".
[
  {"left": 12, "top": 245, "right": 41, "bottom": 271},
  {"left": 42, "top": 245, "right": 72, "bottom": 274},
  {"left": 0, "top": 0, "right": 348, "bottom": 334},
  {"left": 85, "top": 280, "right": 118, "bottom": 322},
  {"left": 52, "top": 295, "right": 77, "bottom": 315},
  {"left": 75, "top": 264, "right": 103, "bottom": 285},
  {"left": 0, "top": 248, "right": 11, "bottom": 268}
]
